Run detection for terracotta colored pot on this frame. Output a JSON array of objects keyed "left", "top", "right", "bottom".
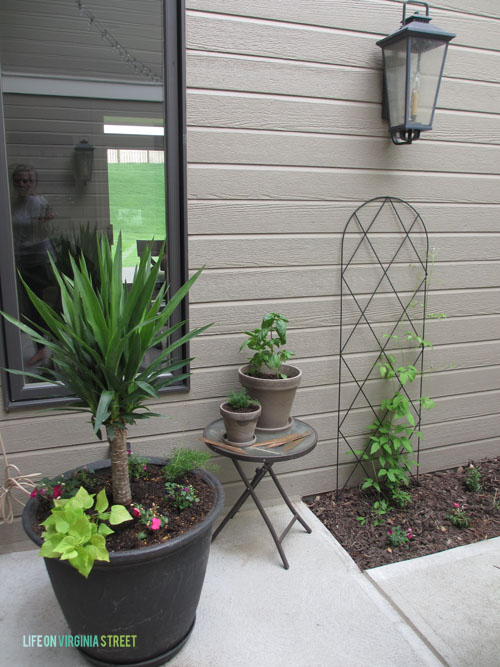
[
  {"left": 219, "top": 401, "right": 262, "bottom": 446},
  {"left": 238, "top": 364, "right": 302, "bottom": 431}
]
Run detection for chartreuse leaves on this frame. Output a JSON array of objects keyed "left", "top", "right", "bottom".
[{"left": 39, "top": 487, "right": 132, "bottom": 578}]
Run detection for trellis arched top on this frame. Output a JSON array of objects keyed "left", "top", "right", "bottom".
[{"left": 336, "top": 196, "right": 430, "bottom": 493}]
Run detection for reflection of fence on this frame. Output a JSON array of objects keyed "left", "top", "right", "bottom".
[{"left": 107, "top": 149, "right": 164, "bottom": 164}]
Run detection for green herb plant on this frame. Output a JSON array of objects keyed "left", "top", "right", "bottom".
[
  {"left": 240, "top": 313, "right": 294, "bottom": 379},
  {"left": 39, "top": 487, "right": 132, "bottom": 578},
  {"left": 162, "top": 448, "right": 214, "bottom": 483},
  {"left": 226, "top": 388, "right": 260, "bottom": 410}
]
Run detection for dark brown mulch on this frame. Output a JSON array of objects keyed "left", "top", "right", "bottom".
[
  {"left": 305, "top": 456, "right": 500, "bottom": 570},
  {"left": 34, "top": 465, "right": 214, "bottom": 552}
]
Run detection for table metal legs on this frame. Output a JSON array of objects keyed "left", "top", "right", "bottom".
[{"left": 211, "top": 459, "right": 312, "bottom": 569}]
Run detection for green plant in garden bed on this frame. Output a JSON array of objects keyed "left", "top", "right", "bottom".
[
  {"left": 240, "top": 312, "right": 294, "bottom": 378},
  {"left": 353, "top": 329, "right": 438, "bottom": 518},
  {"left": 465, "top": 465, "right": 482, "bottom": 493},
  {"left": 446, "top": 503, "right": 471, "bottom": 529},
  {"left": 386, "top": 525, "right": 413, "bottom": 549}
]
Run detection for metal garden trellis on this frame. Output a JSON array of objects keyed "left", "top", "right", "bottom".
[{"left": 336, "top": 196, "right": 430, "bottom": 495}]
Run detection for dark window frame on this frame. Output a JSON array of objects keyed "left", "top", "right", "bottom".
[{"left": 0, "top": 0, "right": 189, "bottom": 408}]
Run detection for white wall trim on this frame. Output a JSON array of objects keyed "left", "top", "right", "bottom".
[{"left": 1, "top": 73, "right": 162, "bottom": 102}]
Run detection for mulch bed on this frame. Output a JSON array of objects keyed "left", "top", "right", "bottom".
[
  {"left": 305, "top": 456, "right": 500, "bottom": 570},
  {"left": 34, "top": 465, "right": 214, "bottom": 552}
]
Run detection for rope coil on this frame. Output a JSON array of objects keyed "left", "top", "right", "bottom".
[{"left": 0, "top": 432, "right": 41, "bottom": 525}]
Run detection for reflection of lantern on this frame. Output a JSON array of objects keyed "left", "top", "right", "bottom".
[
  {"left": 377, "top": 1, "right": 455, "bottom": 145},
  {"left": 74, "top": 138, "right": 94, "bottom": 184}
]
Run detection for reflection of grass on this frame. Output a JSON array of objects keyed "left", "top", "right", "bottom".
[{"left": 108, "top": 163, "right": 165, "bottom": 267}]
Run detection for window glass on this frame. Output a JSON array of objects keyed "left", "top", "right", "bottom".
[{"left": 0, "top": 1, "right": 184, "bottom": 403}]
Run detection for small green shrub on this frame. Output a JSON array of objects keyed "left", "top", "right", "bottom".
[
  {"left": 165, "top": 482, "right": 200, "bottom": 510},
  {"left": 162, "top": 448, "right": 214, "bottom": 483},
  {"left": 465, "top": 465, "right": 482, "bottom": 493},
  {"left": 386, "top": 525, "right": 413, "bottom": 549},
  {"left": 446, "top": 503, "right": 471, "bottom": 529},
  {"left": 127, "top": 452, "right": 150, "bottom": 481},
  {"left": 226, "top": 388, "right": 260, "bottom": 410}
]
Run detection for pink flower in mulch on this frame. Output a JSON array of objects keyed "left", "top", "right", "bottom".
[
  {"left": 453, "top": 502, "right": 460, "bottom": 508},
  {"left": 387, "top": 528, "right": 393, "bottom": 535},
  {"left": 151, "top": 517, "right": 161, "bottom": 531},
  {"left": 30, "top": 488, "right": 38, "bottom": 498},
  {"left": 132, "top": 507, "right": 141, "bottom": 519},
  {"left": 184, "top": 487, "right": 190, "bottom": 493},
  {"left": 39, "top": 488, "right": 46, "bottom": 496},
  {"left": 52, "top": 485, "right": 63, "bottom": 499},
  {"left": 407, "top": 528, "right": 413, "bottom": 540},
  {"left": 142, "top": 465, "right": 147, "bottom": 471}
]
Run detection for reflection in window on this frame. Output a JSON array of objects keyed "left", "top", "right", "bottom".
[{"left": 0, "top": 0, "right": 184, "bottom": 404}]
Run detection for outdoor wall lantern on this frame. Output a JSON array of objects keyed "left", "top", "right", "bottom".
[
  {"left": 377, "top": 1, "right": 455, "bottom": 145},
  {"left": 74, "top": 138, "right": 94, "bottom": 184}
]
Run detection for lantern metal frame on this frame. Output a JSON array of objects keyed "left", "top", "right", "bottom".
[
  {"left": 377, "top": 1, "right": 455, "bottom": 145},
  {"left": 73, "top": 137, "right": 94, "bottom": 184}
]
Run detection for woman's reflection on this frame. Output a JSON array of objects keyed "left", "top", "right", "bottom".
[{"left": 11, "top": 164, "right": 57, "bottom": 366}]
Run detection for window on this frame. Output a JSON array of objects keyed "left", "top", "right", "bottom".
[{"left": 0, "top": 0, "right": 188, "bottom": 406}]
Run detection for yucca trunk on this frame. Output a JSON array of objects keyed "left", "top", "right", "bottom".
[{"left": 107, "top": 426, "right": 132, "bottom": 505}]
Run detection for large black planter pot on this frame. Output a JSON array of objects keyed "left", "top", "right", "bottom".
[{"left": 22, "top": 459, "right": 224, "bottom": 667}]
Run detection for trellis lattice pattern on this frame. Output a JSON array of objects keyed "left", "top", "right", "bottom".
[{"left": 336, "top": 196, "right": 430, "bottom": 494}]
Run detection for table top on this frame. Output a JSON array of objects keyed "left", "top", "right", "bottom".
[{"left": 202, "top": 418, "right": 317, "bottom": 463}]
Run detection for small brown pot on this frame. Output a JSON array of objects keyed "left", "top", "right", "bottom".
[
  {"left": 238, "top": 364, "right": 302, "bottom": 431},
  {"left": 220, "top": 402, "right": 262, "bottom": 446}
]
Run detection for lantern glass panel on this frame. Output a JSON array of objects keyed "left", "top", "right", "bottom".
[
  {"left": 383, "top": 41, "right": 407, "bottom": 128},
  {"left": 408, "top": 37, "right": 448, "bottom": 127}
]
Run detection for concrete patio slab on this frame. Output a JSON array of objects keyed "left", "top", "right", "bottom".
[
  {"left": 366, "top": 535, "right": 500, "bottom": 667},
  {"left": 0, "top": 501, "right": 441, "bottom": 667}
]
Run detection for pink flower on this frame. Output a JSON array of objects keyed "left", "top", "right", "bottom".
[
  {"left": 52, "top": 485, "right": 63, "bottom": 499},
  {"left": 132, "top": 507, "right": 141, "bottom": 519},
  {"left": 184, "top": 487, "right": 190, "bottom": 493},
  {"left": 142, "top": 465, "right": 147, "bottom": 471},
  {"left": 39, "top": 488, "right": 46, "bottom": 496},
  {"left": 151, "top": 517, "right": 161, "bottom": 531},
  {"left": 30, "top": 488, "right": 37, "bottom": 498},
  {"left": 407, "top": 528, "right": 413, "bottom": 540},
  {"left": 127, "top": 450, "right": 132, "bottom": 456},
  {"left": 453, "top": 502, "right": 460, "bottom": 508},
  {"left": 387, "top": 528, "right": 393, "bottom": 535}
]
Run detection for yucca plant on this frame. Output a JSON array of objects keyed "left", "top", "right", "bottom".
[{"left": 1, "top": 235, "right": 209, "bottom": 505}]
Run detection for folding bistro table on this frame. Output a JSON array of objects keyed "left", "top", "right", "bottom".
[{"left": 202, "top": 418, "right": 318, "bottom": 569}]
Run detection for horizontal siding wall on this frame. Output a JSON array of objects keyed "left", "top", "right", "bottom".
[
  {"left": 1, "top": 0, "right": 500, "bottom": 551},
  {"left": 184, "top": 0, "right": 500, "bottom": 515}
]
